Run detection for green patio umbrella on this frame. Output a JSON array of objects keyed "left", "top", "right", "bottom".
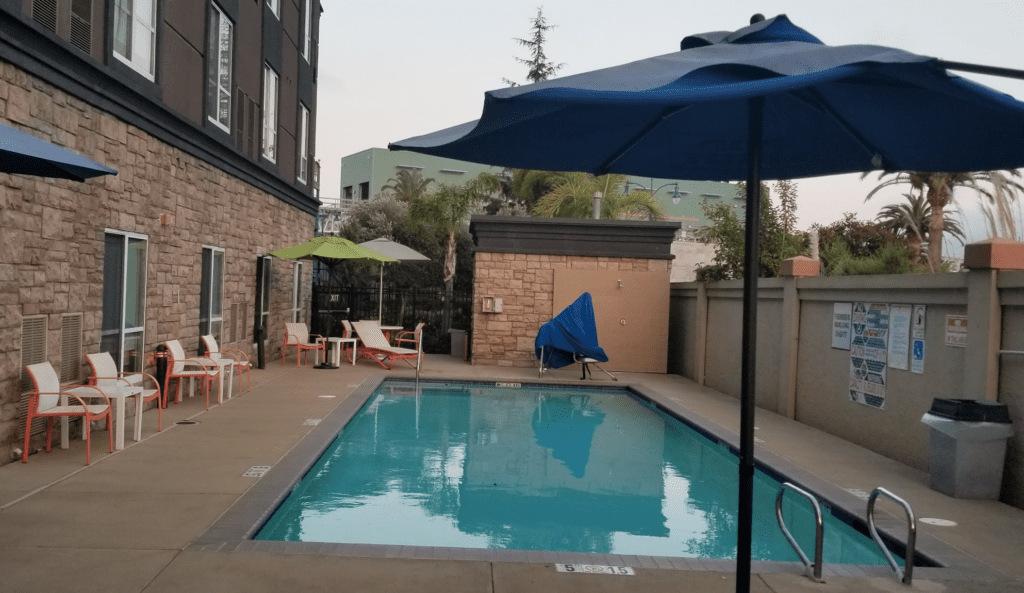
[
  {"left": 269, "top": 236, "right": 397, "bottom": 264},
  {"left": 270, "top": 237, "right": 396, "bottom": 367}
]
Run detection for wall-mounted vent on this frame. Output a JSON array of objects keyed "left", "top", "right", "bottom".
[
  {"left": 32, "top": 0, "right": 58, "bottom": 33},
  {"left": 60, "top": 314, "right": 83, "bottom": 383},
  {"left": 70, "top": 13, "right": 91, "bottom": 54},
  {"left": 20, "top": 316, "right": 48, "bottom": 438}
]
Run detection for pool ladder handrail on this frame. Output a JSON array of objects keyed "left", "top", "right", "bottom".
[
  {"left": 775, "top": 482, "right": 825, "bottom": 582},
  {"left": 867, "top": 487, "right": 916, "bottom": 586}
]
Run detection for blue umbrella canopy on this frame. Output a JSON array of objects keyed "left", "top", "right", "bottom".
[
  {"left": 391, "top": 15, "right": 1024, "bottom": 590},
  {"left": 391, "top": 14, "right": 1024, "bottom": 181},
  {"left": 0, "top": 121, "right": 117, "bottom": 181}
]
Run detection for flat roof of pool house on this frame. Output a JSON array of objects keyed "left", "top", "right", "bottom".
[{"left": 2, "top": 356, "right": 1022, "bottom": 593}]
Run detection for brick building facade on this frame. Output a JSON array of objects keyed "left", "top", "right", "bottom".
[{"left": 0, "top": 1, "right": 322, "bottom": 465}]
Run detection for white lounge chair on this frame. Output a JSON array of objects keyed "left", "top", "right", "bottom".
[{"left": 351, "top": 320, "right": 421, "bottom": 370}]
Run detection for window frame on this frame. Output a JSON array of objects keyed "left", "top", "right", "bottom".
[
  {"left": 302, "top": 0, "right": 312, "bottom": 61},
  {"left": 291, "top": 262, "right": 304, "bottom": 323},
  {"left": 200, "top": 246, "right": 226, "bottom": 344},
  {"left": 112, "top": 0, "right": 157, "bottom": 80},
  {"left": 297, "top": 104, "right": 309, "bottom": 184},
  {"left": 206, "top": 2, "right": 233, "bottom": 133},
  {"left": 101, "top": 230, "right": 149, "bottom": 372},
  {"left": 262, "top": 64, "right": 279, "bottom": 163}
]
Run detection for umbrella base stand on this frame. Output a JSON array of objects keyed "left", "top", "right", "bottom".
[{"left": 313, "top": 363, "right": 338, "bottom": 370}]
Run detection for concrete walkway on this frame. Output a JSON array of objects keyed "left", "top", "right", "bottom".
[{"left": 1, "top": 355, "right": 1023, "bottom": 593}]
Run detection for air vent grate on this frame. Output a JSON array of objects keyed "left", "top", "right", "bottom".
[
  {"left": 60, "top": 314, "right": 83, "bottom": 383},
  {"left": 70, "top": 13, "right": 91, "bottom": 54},
  {"left": 32, "top": 0, "right": 58, "bottom": 33}
]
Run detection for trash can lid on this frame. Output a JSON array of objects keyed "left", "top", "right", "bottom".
[{"left": 928, "top": 398, "right": 1011, "bottom": 423}]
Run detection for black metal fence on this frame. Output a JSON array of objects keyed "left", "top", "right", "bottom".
[{"left": 310, "top": 284, "right": 472, "bottom": 354}]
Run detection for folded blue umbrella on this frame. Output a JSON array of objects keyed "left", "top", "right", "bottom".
[{"left": 535, "top": 292, "right": 608, "bottom": 369}]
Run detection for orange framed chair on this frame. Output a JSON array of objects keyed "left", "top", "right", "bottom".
[
  {"left": 394, "top": 322, "right": 425, "bottom": 349},
  {"left": 283, "top": 323, "right": 325, "bottom": 367},
  {"left": 351, "top": 321, "right": 421, "bottom": 370},
  {"left": 201, "top": 335, "right": 251, "bottom": 396},
  {"left": 164, "top": 340, "right": 219, "bottom": 410},
  {"left": 23, "top": 362, "right": 112, "bottom": 465},
  {"left": 85, "top": 351, "right": 163, "bottom": 434}
]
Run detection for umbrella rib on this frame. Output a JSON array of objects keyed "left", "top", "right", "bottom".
[
  {"left": 794, "top": 89, "right": 894, "bottom": 170},
  {"left": 596, "top": 105, "right": 693, "bottom": 174}
]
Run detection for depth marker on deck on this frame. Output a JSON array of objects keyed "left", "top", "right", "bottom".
[{"left": 556, "top": 564, "right": 634, "bottom": 575}]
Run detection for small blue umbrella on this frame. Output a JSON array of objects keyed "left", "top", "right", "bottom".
[
  {"left": 391, "top": 15, "right": 1024, "bottom": 590},
  {"left": 0, "top": 121, "right": 117, "bottom": 182}
]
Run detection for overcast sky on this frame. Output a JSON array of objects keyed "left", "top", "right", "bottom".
[{"left": 314, "top": 1, "right": 1024, "bottom": 252}]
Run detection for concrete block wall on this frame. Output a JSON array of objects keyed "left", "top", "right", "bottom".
[{"left": 0, "top": 61, "right": 314, "bottom": 464}]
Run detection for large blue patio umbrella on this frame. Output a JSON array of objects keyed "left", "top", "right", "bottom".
[
  {"left": 0, "top": 121, "right": 117, "bottom": 181},
  {"left": 390, "top": 14, "right": 1024, "bottom": 590}
]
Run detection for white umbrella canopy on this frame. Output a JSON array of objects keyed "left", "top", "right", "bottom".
[{"left": 358, "top": 238, "right": 431, "bottom": 322}]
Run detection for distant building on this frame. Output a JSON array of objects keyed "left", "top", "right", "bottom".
[{"left": 340, "top": 148, "right": 739, "bottom": 236}]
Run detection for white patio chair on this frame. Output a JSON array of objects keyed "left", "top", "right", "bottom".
[
  {"left": 23, "top": 362, "right": 112, "bottom": 465},
  {"left": 201, "top": 335, "right": 251, "bottom": 396},
  {"left": 85, "top": 351, "right": 163, "bottom": 435}
]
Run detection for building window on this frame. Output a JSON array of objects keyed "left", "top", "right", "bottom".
[
  {"left": 101, "top": 231, "right": 148, "bottom": 372},
  {"left": 343, "top": 186, "right": 353, "bottom": 201},
  {"left": 302, "top": 0, "right": 312, "bottom": 61},
  {"left": 207, "top": 3, "right": 233, "bottom": 132},
  {"left": 359, "top": 182, "right": 369, "bottom": 201},
  {"left": 291, "top": 262, "right": 304, "bottom": 323},
  {"left": 200, "top": 246, "right": 225, "bottom": 344},
  {"left": 262, "top": 64, "right": 279, "bottom": 162},
  {"left": 113, "top": 0, "right": 157, "bottom": 80},
  {"left": 266, "top": 0, "right": 279, "bottom": 19},
  {"left": 297, "top": 104, "right": 309, "bottom": 184}
]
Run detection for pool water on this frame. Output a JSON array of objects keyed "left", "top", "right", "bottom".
[{"left": 256, "top": 381, "right": 896, "bottom": 565}]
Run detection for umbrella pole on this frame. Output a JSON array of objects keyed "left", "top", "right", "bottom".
[
  {"left": 736, "top": 97, "right": 763, "bottom": 593},
  {"left": 379, "top": 264, "right": 384, "bottom": 323}
]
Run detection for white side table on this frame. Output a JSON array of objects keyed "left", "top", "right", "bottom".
[{"left": 327, "top": 337, "right": 358, "bottom": 366}]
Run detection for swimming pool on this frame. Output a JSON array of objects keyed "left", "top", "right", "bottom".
[{"left": 255, "top": 380, "right": 901, "bottom": 565}]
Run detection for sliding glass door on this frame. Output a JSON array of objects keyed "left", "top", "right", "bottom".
[{"left": 101, "top": 231, "right": 148, "bottom": 371}]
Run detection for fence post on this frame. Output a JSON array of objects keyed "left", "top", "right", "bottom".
[
  {"left": 779, "top": 256, "right": 818, "bottom": 418},
  {"left": 695, "top": 282, "right": 708, "bottom": 386},
  {"left": 963, "top": 238, "right": 1024, "bottom": 401}
]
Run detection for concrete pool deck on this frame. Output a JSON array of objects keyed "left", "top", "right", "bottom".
[{"left": 2, "top": 355, "right": 1023, "bottom": 593}]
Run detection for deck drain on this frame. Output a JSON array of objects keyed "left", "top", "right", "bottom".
[
  {"left": 920, "top": 518, "right": 957, "bottom": 527},
  {"left": 319, "top": 395, "right": 337, "bottom": 399},
  {"left": 244, "top": 466, "right": 271, "bottom": 478},
  {"left": 303, "top": 419, "right": 321, "bottom": 426},
  {"left": 175, "top": 420, "right": 200, "bottom": 425}
]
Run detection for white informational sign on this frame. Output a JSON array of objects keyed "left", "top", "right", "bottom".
[
  {"left": 911, "top": 305, "right": 926, "bottom": 374},
  {"left": 832, "top": 302, "right": 853, "bottom": 349},
  {"left": 911, "top": 338, "right": 926, "bottom": 374},
  {"left": 850, "top": 302, "right": 888, "bottom": 409},
  {"left": 888, "top": 304, "right": 912, "bottom": 371},
  {"left": 945, "top": 315, "right": 968, "bottom": 347}
]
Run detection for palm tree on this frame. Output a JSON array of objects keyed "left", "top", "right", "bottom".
[
  {"left": 408, "top": 173, "right": 501, "bottom": 333},
  {"left": 864, "top": 170, "right": 1023, "bottom": 272},
  {"left": 532, "top": 172, "right": 664, "bottom": 220},
  {"left": 875, "top": 193, "right": 965, "bottom": 265},
  {"left": 508, "top": 169, "right": 570, "bottom": 211},
  {"left": 382, "top": 169, "right": 434, "bottom": 202}
]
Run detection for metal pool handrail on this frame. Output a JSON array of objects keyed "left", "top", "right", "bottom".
[
  {"left": 867, "top": 487, "right": 916, "bottom": 585},
  {"left": 775, "top": 482, "right": 824, "bottom": 582}
]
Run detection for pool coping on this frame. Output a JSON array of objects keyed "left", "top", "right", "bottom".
[{"left": 190, "top": 375, "right": 1007, "bottom": 584}]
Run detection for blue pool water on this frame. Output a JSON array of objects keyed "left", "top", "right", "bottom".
[{"left": 257, "top": 381, "right": 896, "bottom": 565}]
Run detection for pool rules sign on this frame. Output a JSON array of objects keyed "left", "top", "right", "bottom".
[{"left": 849, "top": 302, "right": 888, "bottom": 409}]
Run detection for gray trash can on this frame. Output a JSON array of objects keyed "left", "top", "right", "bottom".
[
  {"left": 449, "top": 329, "right": 467, "bottom": 359},
  {"left": 921, "top": 398, "right": 1013, "bottom": 499}
]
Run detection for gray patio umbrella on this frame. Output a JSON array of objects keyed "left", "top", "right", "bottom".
[
  {"left": 358, "top": 237, "right": 431, "bottom": 323},
  {"left": 389, "top": 14, "right": 1024, "bottom": 591},
  {"left": 0, "top": 121, "right": 117, "bottom": 181}
]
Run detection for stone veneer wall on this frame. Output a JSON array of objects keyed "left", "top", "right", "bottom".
[
  {"left": 470, "top": 253, "right": 671, "bottom": 368},
  {"left": 0, "top": 61, "right": 314, "bottom": 464}
]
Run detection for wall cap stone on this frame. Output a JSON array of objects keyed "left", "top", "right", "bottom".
[
  {"left": 781, "top": 255, "right": 820, "bottom": 277},
  {"left": 964, "top": 238, "right": 1024, "bottom": 270},
  {"left": 469, "top": 216, "right": 681, "bottom": 259}
]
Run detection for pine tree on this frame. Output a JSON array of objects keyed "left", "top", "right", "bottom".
[{"left": 502, "top": 7, "right": 565, "bottom": 87}]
